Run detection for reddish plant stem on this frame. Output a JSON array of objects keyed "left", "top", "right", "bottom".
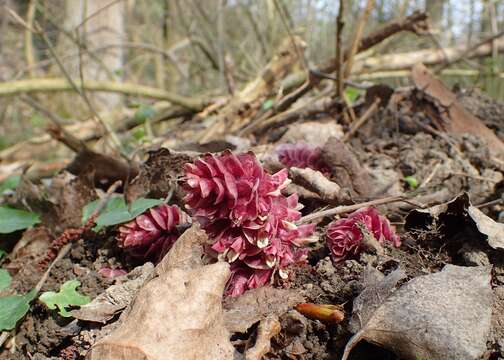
[{"left": 38, "top": 181, "right": 121, "bottom": 270}]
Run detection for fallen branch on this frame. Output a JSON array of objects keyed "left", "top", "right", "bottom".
[
  {"left": 0, "top": 78, "right": 207, "bottom": 111},
  {"left": 343, "top": 98, "right": 380, "bottom": 142},
  {"left": 354, "top": 38, "right": 504, "bottom": 74},
  {"left": 277, "top": 10, "right": 428, "bottom": 111}
]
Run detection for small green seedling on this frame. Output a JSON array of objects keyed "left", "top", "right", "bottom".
[
  {"left": 404, "top": 176, "right": 419, "bottom": 189},
  {"left": 39, "top": 280, "right": 90, "bottom": 317}
]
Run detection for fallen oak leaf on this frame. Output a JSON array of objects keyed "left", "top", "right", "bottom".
[
  {"left": 343, "top": 265, "right": 492, "bottom": 360},
  {"left": 223, "top": 287, "right": 304, "bottom": 333},
  {"left": 87, "top": 224, "right": 236, "bottom": 360}
]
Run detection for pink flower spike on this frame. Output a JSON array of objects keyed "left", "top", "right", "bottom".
[
  {"left": 276, "top": 142, "right": 330, "bottom": 175},
  {"left": 184, "top": 151, "right": 317, "bottom": 297},
  {"left": 326, "top": 207, "right": 400, "bottom": 264},
  {"left": 116, "top": 204, "right": 190, "bottom": 261}
]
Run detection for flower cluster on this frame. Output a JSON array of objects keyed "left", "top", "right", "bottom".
[
  {"left": 184, "top": 151, "right": 315, "bottom": 296},
  {"left": 276, "top": 142, "right": 330, "bottom": 175},
  {"left": 326, "top": 207, "right": 400, "bottom": 264},
  {"left": 117, "top": 204, "right": 190, "bottom": 261}
]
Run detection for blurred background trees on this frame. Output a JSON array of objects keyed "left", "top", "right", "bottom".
[{"left": 0, "top": 0, "right": 502, "bottom": 150}]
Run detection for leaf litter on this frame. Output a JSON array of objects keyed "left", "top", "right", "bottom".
[{"left": 0, "top": 59, "right": 503, "bottom": 360}]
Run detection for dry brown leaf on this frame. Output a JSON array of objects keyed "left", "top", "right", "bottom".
[
  {"left": 87, "top": 224, "right": 235, "bottom": 360},
  {"left": 223, "top": 287, "right": 304, "bottom": 334},
  {"left": 289, "top": 167, "right": 342, "bottom": 203},
  {"left": 321, "top": 137, "right": 371, "bottom": 197},
  {"left": 279, "top": 121, "right": 344, "bottom": 147},
  {"left": 406, "top": 193, "right": 504, "bottom": 252},
  {"left": 245, "top": 315, "right": 281, "bottom": 360},
  {"left": 348, "top": 267, "right": 406, "bottom": 333},
  {"left": 67, "top": 148, "right": 139, "bottom": 190},
  {"left": 467, "top": 206, "right": 504, "bottom": 251},
  {"left": 343, "top": 265, "right": 492, "bottom": 360},
  {"left": 411, "top": 63, "right": 504, "bottom": 158},
  {"left": 71, "top": 263, "right": 155, "bottom": 323}
]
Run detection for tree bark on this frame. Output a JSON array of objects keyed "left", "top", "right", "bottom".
[{"left": 62, "top": 0, "right": 125, "bottom": 109}]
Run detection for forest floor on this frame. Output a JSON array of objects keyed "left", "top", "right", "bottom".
[{"left": 0, "top": 72, "right": 504, "bottom": 360}]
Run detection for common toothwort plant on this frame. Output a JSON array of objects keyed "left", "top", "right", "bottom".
[
  {"left": 326, "top": 207, "right": 400, "bottom": 264},
  {"left": 184, "top": 151, "right": 316, "bottom": 296},
  {"left": 117, "top": 204, "right": 190, "bottom": 261}
]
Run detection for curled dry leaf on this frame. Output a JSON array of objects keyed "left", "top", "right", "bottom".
[
  {"left": 223, "top": 287, "right": 304, "bottom": 334},
  {"left": 289, "top": 167, "right": 342, "bottom": 203},
  {"left": 411, "top": 63, "right": 504, "bottom": 158},
  {"left": 71, "top": 263, "right": 155, "bottom": 323},
  {"left": 406, "top": 193, "right": 504, "bottom": 251},
  {"left": 87, "top": 224, "right": 235, "bottom": 360},
  {"left": 467, "top": 206, "right": 504, "bottom": 251},
  {"left": 321, "top": 137, "right": 371, "bottom": 197},
  {"left": 343, "top": 265, "right": 492, "bottom": 360},
  {"left": 245, "top": 315, "right": 281, "bottom": 360},
  {"left": 348, "top": 267, "right": 406, "bottom": 333}
]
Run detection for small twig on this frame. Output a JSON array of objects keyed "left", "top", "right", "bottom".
[
  {"left": 24, "top": 0, "right": 36, "bottom": 78},
  {"left": 435, "top": 29, "right": 504, "bottom": 73},
  {"left": 20, "top": 95, "right": 87, "bottom": 153},
  {"left": 335, "top": 0, "right": 345, "bottom": 98},
  {"left": 298, "top": 195, "right": 413, "bottom": 224},
  {"left": 343, "top": 98, "right": 380, "bottom": 142},
  {"left": 273, "top": 0, "right": 307, "bottom": 71},
  {"left": 0, "top": 331, "right": 9, "bottom": 349},
  {"left": 418, "top": 161, "right": 441, "bottom": 189},
  {"left": 343, "top": 0, "right": 375, "bottom": 78},
  {"left": 475, "top": 198, "right": 503, "bottom": 209}
]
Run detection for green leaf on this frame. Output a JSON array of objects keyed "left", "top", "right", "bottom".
[
  {"left": 0, "top": 249, "right": 6, "bottom": 260},
  {"left": 0, "top": 289, "right": 36, "bottom": 331},
  {"left": 0, "top": 269, "right": 11, "bottom": 291},
  {"left": 132, "top": 127, "right": 146, "bottom": 141},
  {"left": 128, "top": 198, "right": 164, "bottom": 218},
  {"left": 133, "top": 105, "right": 157, "bottom": 124},
  {"left": 344, "top": 86, "right": 363, "bottom": 104},
  {"left": 404, "top": 176, "right": 419, "bottom": 189},
  {"left": 82, "top": 197, "right": 163, "bottom": 231},
  {"left": 262, "top": 99, "right": 274, "bottom": 111},
  {"left": 0, "top": 175, "right": 21, "bottom": 194},
  {"left": 0, "top": 206, "right": 40, "bottom": 234},
  {"left": 39, "top": 280, "right": 90, "bottom": 317}
]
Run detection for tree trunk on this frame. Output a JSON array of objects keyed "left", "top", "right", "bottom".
[{"left": 62, "top": 0, "right": 125, "bottom": 109}]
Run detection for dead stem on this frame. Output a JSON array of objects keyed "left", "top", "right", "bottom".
[{"left": 298, "top": 195, "right": 418, "bottom": 224}]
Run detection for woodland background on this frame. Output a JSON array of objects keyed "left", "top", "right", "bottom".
[{"left": 0, "top": 0, "right": 503, "bottom": 161}]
